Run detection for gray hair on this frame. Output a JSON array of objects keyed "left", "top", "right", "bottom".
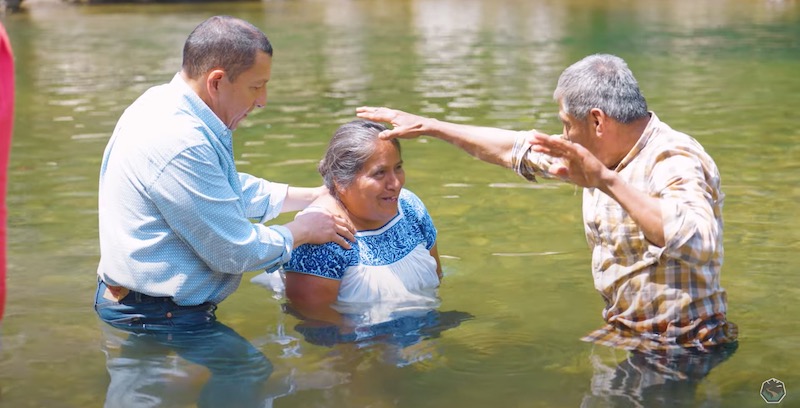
[
  {"left": 553, "top": 54, "right": 648, "bottom": 124},
  {"left": 318, "top": 120, "right": 402, "bottom": 196},
  {"left": 182, "top": 15, "right": 273, "bottom": 82}
]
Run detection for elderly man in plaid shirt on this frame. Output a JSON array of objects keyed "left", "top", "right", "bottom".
[{"left": 357, "top": 54, "right": 737, "bottom": 353}]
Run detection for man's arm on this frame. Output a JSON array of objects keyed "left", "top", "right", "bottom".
[
  {"left": 281, "top": 185, "right": 328, "bottom": 213},
  {"left": 356, "top": 106, "right": 534, "bottom": 169},
  {"left": 152, "top": 147, "right": 355, "bottom": 274},
  {"left": 284, "top": 207, "right": 354, "bottom": 249},
  {"left": 531, "top": 133, "right": 666, "bottom": 246},
  {"left": 238, "top": 175, "right": 354, "bottom": 248},
  {"left": 283, "top": 191, "right": 353, "bottom": 249},
  {"left": 599, "top": 170, "right": 665, "bottom": 247}
]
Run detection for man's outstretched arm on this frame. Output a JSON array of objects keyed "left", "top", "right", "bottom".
[{"left": 357, "top": 106, "right": 540, "bottom": 169}]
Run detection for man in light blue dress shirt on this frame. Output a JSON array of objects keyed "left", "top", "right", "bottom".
[{"left": 94, "top": 16, "right": 355, "bottom": 332}]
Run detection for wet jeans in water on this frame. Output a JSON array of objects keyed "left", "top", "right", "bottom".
[{"left": 94, "top": 280, "right": 273, "bottom": 408}]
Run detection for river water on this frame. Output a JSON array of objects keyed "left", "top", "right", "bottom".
[{"left": 2, "top": 0, "right": 799, "bottom": 407}]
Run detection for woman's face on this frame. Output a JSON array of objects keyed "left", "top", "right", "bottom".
[{"left": 338, "top": 140, "right": 405, "bottom": 231}]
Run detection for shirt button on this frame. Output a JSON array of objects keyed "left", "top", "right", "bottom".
[{"left": 166, "top": 312, "right": 173, "bottom": 318}]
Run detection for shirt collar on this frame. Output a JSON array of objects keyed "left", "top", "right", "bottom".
[
  {"left": 614, "top": 111, "right": 659, "bottom": 172},
  {"left": 170, "top": 73, "right": 233, "bottom": 146}
]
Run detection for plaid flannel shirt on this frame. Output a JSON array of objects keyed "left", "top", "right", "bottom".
[{"left": 512, "top": 112, "right": 737, "bottom": 351}]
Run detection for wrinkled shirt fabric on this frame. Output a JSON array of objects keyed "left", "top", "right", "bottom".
[
  {"left": 512, "top": 112, "right": 737, "bottom": 350},
  {"left": 97, "top": 73, "right": 293, "bottom": 306}
]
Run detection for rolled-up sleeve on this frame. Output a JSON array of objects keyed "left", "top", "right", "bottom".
[
  {"left": 511, "top": 133, "right": 561, "bottom": 182},
  {"left": 653, "top": 153, "right": 721, "bottom": 264},
  {"left": 265, "top": 225, "right": 293, "bottom": 272},
  {"left": 239, "top": 172, "right": 288, "bottom": 222}
]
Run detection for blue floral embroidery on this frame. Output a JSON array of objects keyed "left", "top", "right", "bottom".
[
  {"left": 284, "top": 243, "right": 355, "bottom": 280},
  {"left": 285, "top": 189, "right": 437, "bottom": 279}
]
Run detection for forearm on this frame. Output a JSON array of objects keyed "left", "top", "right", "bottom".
[
  {"left": 280, "top": 185, "right": 327, "bottom": 213},
  {"left": 600, "top": 170, "right": 666, "bottom": 247},
  {"left": 425, "top": 119, "right": 524, "bottom": 168},
  {"left": 282, "top": 220, "right": 315, "bottom": 248}
]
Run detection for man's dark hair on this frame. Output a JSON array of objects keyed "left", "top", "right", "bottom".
[{"left": 182, "top": 15, "right": 273, "bottom": 82}]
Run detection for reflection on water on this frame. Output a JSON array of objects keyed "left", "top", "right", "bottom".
[
  {"left": 3, "top": 0, "right": 800, "bottom": 406},
  {"left": 258, "top": 304, "right": 473, "bottom": 404},
  {"left": 286, "top": 304, "right": 474, "bottom": 367},
  {"left": 252, "top": 270, "right": 473, "bottom": 369},
  {"left": 96, "top": 315, "right": 737, "bottom": 408},
  {"left": 581, "top": 343, "right": 738, "bottom": 408},
  {"left": 101, "top": 322, "right": 273, "bottom": 408}
]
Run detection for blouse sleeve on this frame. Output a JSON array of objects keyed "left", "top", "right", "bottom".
[
  {"left": 284, "top": 243, "right": 349, "bottom": 280},
  {"left": 400, "top": 189, "right": 438, "bottom": 250}
]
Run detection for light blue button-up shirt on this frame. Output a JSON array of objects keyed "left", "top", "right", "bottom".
[{"left": 97, "top": 73, "right": 293, "bottom": 306}]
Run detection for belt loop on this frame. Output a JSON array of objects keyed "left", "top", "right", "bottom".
[{"left": 135, "top": 290, "right": 143, "bottom": 303}]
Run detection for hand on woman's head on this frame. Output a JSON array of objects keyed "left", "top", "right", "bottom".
[{"left": 320, "top": 120, "right": 404, "bottom": 231}]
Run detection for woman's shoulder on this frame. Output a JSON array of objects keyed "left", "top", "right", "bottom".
[
  {"left": 399, "top": 188, "right": 429, "bottom": 216},
  {"left": 285, "top": 242, "right": 357, "bottom": 280},
  {"left": 308, "top": 193, "right": 348, "bottom": 218},
  {"left": 397, "top": 188, "right": 437, "bottom": 248}
]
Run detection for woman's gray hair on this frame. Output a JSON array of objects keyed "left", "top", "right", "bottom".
[
  {"left": 553, "top": 54, "right": 648, "bottom": 124},
  {"left": 318, "top": 120, "right": 401, "bottom": 196},
  {"left": 182, "top": 15, "right": 273, "bottom": 82}
]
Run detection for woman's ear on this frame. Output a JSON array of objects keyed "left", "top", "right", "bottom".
[{"left": 333, "top": 182, "right": 344, "bottom": 197}]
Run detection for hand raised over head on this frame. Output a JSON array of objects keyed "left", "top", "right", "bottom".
[{"left": 356, "top": 106, "right": 432, "bottom": 140}]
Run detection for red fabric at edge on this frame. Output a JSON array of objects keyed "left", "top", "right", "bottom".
[{"left": 0, "top": 22, "right": 16, "bottom": 322}]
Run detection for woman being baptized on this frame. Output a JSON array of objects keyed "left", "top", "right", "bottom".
[{"left": 283, "top": 119, "right": 442, "bottom": 316}]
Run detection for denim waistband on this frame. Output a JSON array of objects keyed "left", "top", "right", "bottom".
[{"left": 98, "top": 279, "right": 173, "bottom": 304}]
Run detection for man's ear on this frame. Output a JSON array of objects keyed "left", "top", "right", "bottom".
[
  {"left": 206, "top": 69, "right": 225, "bottom": 96},
  {"left": 590, "top": 108, "right": 606, "bottom": 137}
]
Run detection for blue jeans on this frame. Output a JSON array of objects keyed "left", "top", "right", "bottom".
[
  {"left": 94, "top": 279, "right": 217, "bottom": 331},
  {"left": 95, "top": 280, "right": 273, "bottom": 407}
]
